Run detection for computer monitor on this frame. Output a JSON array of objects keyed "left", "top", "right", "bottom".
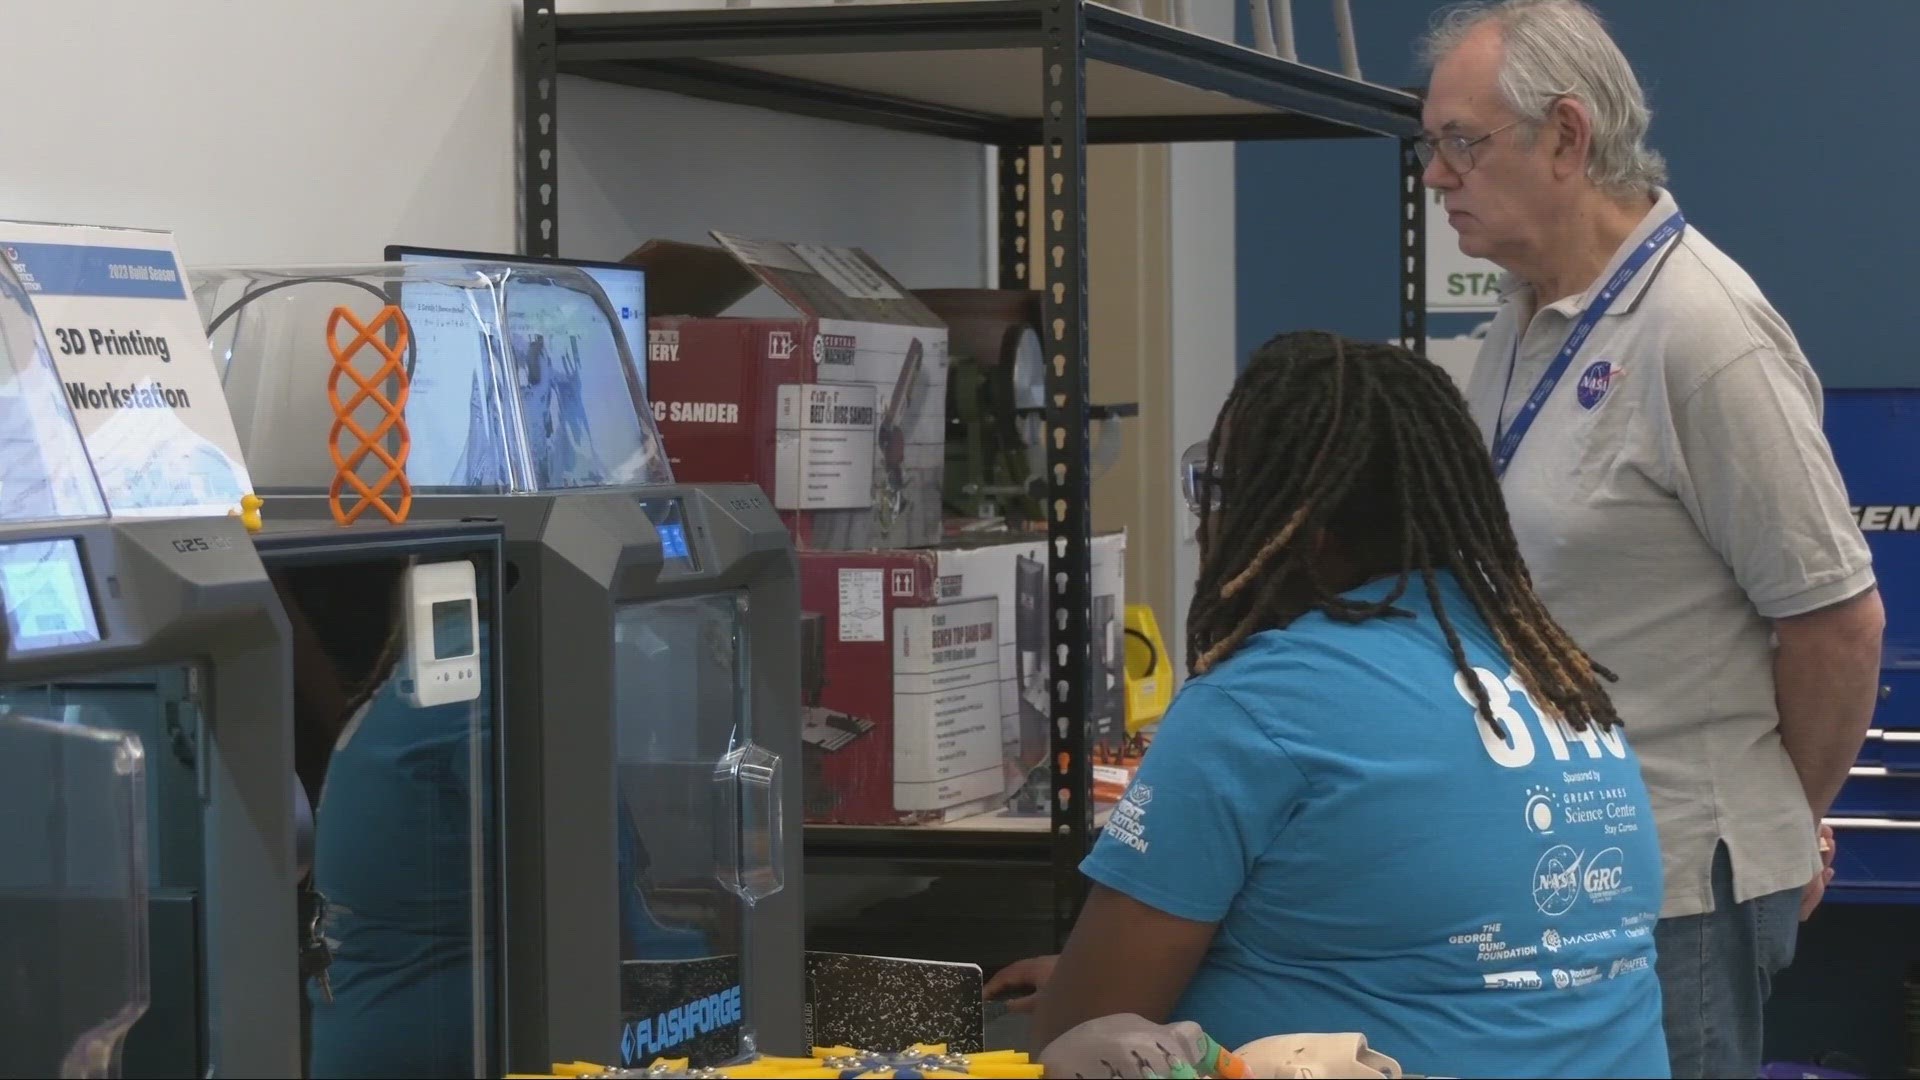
[
  {"left": 384, "top": 245, "right": 647, "bottom": 397},
  {"left": 381, "top": 246, "right": 655, "bottom": 490}
]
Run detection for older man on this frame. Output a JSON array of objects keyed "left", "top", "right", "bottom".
[{"left": 1418, "top": 1, "right": 1884, "bottom": 1075}]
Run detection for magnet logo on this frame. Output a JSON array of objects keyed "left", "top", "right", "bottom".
[{"left": 1576, "top": 360, "right": 1620, "bottom": 410}]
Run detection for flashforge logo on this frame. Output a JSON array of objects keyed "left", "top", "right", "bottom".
[{"left": 620, "top": 984, "right": 743, "bottom": 1065}]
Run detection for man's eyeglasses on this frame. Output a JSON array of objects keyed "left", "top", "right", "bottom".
[
  {"left": 1412, "top": 118, "right": 1523, "bottom": 176},
  {"left": 1180, "top": 440, "right": 1220, "bottom": 516}
]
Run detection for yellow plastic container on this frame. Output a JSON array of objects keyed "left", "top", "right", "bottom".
[{"left": 1123, "top": 603, "right": 1173, "bottom": 735}]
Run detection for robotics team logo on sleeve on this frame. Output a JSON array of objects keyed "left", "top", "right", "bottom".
[{"left": 1102, "top": 783, "right": 1152, "bottom": 855}]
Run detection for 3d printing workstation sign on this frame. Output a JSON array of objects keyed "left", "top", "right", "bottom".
[{"left": 0, "top": 222, "right": 254, "bottom": 518}]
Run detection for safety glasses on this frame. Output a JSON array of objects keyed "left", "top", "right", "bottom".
[{"left": 1179, "top": 440, "right": 1220, "bottom": 516}]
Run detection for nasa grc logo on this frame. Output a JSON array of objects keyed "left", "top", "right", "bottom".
[
  {"left": 1576, "top": 360, "right": 1622, "bottom": 410},
  {"left": 1533, "top": 845, "right": 1584, "bottom": 917},
  {"left": 1583, "top": 847, "right": 1629, "bottom": 904}
]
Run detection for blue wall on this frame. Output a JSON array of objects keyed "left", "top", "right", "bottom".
[{"left": 1235, "top": 1, "right": 1920, "bottom": 388}]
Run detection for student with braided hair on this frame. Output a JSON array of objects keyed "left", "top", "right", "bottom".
[{"left": 1022, "top": 331, "right": 1670, "bottom": 1079}]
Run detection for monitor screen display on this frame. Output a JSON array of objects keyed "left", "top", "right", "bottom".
[
  {"left": 639, "top": 497, "right": 699, "bottom": 574},
  {"left": 431, "top": 597, "right": 475, "bottom": 660},
  {"left": 389, "top": 246, "right": 646, "bottom": 393},
  {"left": 0, "top": 538, "right": 100, "bottom": 654},
  {"left": 386, "top": 245, "right": 652, "bottom": 490}
]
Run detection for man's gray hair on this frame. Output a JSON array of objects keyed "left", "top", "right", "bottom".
[{"left": 1422, "top": 0, "right": 1668, "bottom": 197}]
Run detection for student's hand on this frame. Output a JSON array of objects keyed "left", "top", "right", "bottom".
[
  {"left": 984, "top": 954, "right": 1059, "bottom": 1013},
  {"left": 1801, "top": 822, "right": 1836, "bottom": 921},
  {"left": 1038, "top": 1013, "right": 1242, "bottom": 1079}
]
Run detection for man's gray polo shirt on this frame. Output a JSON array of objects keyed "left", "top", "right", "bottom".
[{"left": 1463, "top": 187, "right": 1876, "bottom": 919}]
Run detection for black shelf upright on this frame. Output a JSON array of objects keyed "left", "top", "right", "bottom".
[{"left": 518, "top": 0, "right": 1425, "bottom": 949}]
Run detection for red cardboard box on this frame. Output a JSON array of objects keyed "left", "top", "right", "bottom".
[
  {"left": 627, "top": 233, "right": 949, "bottom": 550},
  {"left": 797, "top": 534, "right": 1127, "bottom": 826}
]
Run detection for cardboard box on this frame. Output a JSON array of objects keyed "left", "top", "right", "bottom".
[
  {"left": 797, "top": 533, "right": 1126, "bottom": 825},
  {"left": 627, "top": 233, "right": 949, "bottom": 550}
]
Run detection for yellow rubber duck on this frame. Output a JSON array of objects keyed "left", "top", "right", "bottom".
[{"left": 230, "top": 492, "right": 264, "bottom": 533}]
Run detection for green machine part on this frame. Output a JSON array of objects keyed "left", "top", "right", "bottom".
[{"left": 943, "top": 351, "right": 1044, "bottom": 530}]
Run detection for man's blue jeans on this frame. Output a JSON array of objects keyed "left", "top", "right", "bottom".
[{"left": 1655, "top": 842, "right": 1803, "bottom": 1079}]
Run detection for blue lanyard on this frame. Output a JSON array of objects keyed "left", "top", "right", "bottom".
[{"left": 1491, "top": 211, "right": 1685, "bottom": 479}]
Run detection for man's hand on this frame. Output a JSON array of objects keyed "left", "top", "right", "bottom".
[
  {"left": 984, "top": 955, "right": 1058, "bottom": 1014},
  {"left": 1801, "top": 822, "right": 1837, "bottom": 921}
]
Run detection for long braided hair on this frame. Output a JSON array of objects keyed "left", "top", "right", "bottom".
[{"left": 1187, "top": 330, "right": 1620, "bottom": 734}]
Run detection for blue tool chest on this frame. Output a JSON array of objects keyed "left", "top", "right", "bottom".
[{"left": 1820, "top": 388, "right": 1920, "bottom": 902}]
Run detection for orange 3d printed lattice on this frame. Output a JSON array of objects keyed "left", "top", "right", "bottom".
[{"left": 326, "top": 304, "right": 413, "bottom": 525}]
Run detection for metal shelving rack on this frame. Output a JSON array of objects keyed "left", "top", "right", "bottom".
[{"left": 519, "top": 0, "right": 1426, "bottom": 948}]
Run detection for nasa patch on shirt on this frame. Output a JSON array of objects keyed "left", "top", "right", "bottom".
[{"left": 1575, "top": 360, "right": 1624, "bottom": 410}]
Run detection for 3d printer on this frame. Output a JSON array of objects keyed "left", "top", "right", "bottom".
[
  {"left": 196, "top": 258, "right": 805, "bottom": 1074},
  {"left": 0, "top": 252, "right": 299, "bottom": 1078}
]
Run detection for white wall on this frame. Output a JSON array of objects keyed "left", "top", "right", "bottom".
[
  {"left": 0, "top": 0, "right": 986, "bottom": 292},
  {"left": 1165, "top": 7, "right": 1238, "bottom": 678},
  {"left": 553, "top": 77, "right": 988, "bottom": 304},
  {"left": 0, "top": 0, "right": 520, "bottom": 266}
]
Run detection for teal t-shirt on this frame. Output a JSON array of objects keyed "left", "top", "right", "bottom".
[{"left": 1081, "top": 572, "right": 1670, "bottom": 1079}]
